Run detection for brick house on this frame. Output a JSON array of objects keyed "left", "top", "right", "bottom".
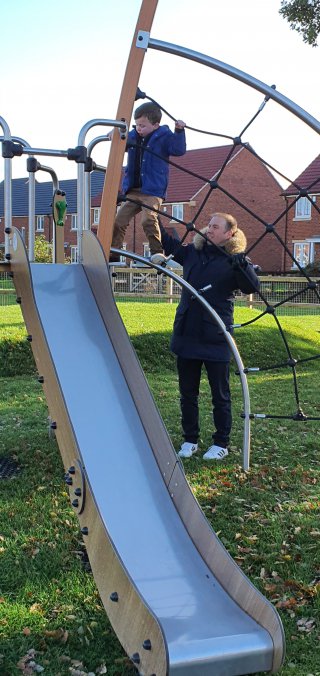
[
  {"left": 0, "top": 172, "right": 105, "bottom": 263},
  {"left": 1, "top": 144, "right": 307, "bottom": 273},
  {"left": 94, "top": 144, "right": 286, "bottom": 272},
  {"left": 281, "top": 154, "right": 320, "bottom": 271}
]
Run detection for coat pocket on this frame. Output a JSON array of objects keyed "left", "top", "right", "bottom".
[
  {"left": 173, "top": 309, "right": 188, "bottom": 336},
  {"left": 202, "top": 316, "right": 226, "bottom": 344}
]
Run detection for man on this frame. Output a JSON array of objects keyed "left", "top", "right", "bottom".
[{"left": 160, "top": 213, "right": 260, "bottom": 460}]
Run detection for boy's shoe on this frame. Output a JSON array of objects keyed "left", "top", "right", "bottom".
[
  {"left": 109, "top": 254, "right": 120, "bottom": 263},
  {"left": 150, "top": 253, "right": 167, "bottom": 265},
  {"left": 202, "top": 445, "right": 228, "bottom": 461},
  {"left": 178, "top": 442, "right": 198, "bottom": 458},
  {"left": 109, "top": 254, "right": 126, "bottom": 267}
]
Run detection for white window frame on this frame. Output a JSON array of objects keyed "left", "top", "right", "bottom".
[
  {"left": 120, "top": 243, "right": 127, "bottom": 263},
  {"left": 143, "top": 243, "right": 150, "bottom": 259},
  {"left": 172, "top": 203, "right": 184, "bottom": 221},
  {"left": 36, "top": 215, "right": 45, "bottom": 232},
  {"left": 70, "top": 245, "right": 78, "bottom": 264},
  {"left": 93, "top": 208, "right": 100, "bottom": 225},
  {"left": 292, "top": 241, "right": 312, "bottom": 269},
  {"left": 294, "top": 195, "right": 316, "bottom": 220},
  {"left": 71, "top": 214, "right": 77, "bottom": 231}
]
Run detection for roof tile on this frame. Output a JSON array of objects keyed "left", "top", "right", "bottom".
[{"left": 282, "top": 154, "right": 320, "bottom": 195}]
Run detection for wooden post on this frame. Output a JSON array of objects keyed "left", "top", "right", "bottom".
[
  {"left": 166, "top": 274, "right": 173, "bottom": 304},
  {"left": 97, "top": 0, "right": 158, "bottom": 258}
]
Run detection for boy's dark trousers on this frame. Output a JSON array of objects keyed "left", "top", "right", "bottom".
[{"left": 177, "top": 356, "right": 232, "bottom": 449}]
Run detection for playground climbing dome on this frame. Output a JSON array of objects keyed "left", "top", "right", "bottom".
[
  {"left": 1, "top": 31, "right": 320, "bottom": 435},
  {"left": 109, "top": 36, "right": 320, "bottom": 429}
]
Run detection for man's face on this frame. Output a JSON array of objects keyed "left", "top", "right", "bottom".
[
  {"left": 207, "top": 215, "right": 233, "bottom": 246},
  {"left": 135, "top": 115, "right": 159, "bottom": 137}
]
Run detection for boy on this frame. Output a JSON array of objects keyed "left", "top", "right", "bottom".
[{"left": 109, "top": 102, "right": 186, "bottom": 264}]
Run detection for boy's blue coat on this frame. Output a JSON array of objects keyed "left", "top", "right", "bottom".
[{"left": 122, "top": 125, "right": 186, "bottom": 198}]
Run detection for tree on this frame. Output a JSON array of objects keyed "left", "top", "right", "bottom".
[{"left": 279, "top": 0, "right": 320, "bottom": 46}]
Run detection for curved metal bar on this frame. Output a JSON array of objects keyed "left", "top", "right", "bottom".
[
  {"left": 77, "top": 118, "right": 127, "bottom": 146},
  {"left": 76, "top": 119, "right": 128, "bottom": 260},
  {"left": 36, "top": 164, "right": 58, "bottom": 190},
  {"left": 147, "top": 37, "right": 320, "bottom": 134},
  {"left": 87, "top": 134, "right": 110, "bottom": 156},
  {"left": 111, "top": 247, "right": 251, "bottom": 470},
  {"left": 0, "top": 134, "right": 30, "bottom": 148}
]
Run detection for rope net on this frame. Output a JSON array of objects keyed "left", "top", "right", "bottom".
[{"left": 116, "top": 87, "right": 320, "bottom": 424}]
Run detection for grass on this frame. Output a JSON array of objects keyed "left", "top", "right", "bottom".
[{"left": 0, "top": 303, "right": 320, "bottom": 676}]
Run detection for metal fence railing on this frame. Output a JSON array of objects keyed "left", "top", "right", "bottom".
[
  {"left": 0, "top": 271, "right": 15, "bottom": 306},
  {"left": 1, "top": 269, "right": 319, "bottom": 315}
]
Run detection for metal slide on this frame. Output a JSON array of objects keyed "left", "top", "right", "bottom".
[{"left": 10, "top": 227, "right": 285, "bottom": 676}]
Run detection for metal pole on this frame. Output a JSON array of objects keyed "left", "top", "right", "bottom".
[
  {"left": 0, "top": 117, "right": 12, "bottom": 257},
  {"left": 28, "top": 173, "right": 36, "bottom": 262},
  {"left": 111, "top": 247, "right": 251, "bottom": 470},
  {"left": 85, "top": 135, "right": 109, "bottom": 230}
]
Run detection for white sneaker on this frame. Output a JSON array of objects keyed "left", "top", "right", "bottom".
[
  {"left": 203, "top": 445, "right": 228, "bottom": 461},
  {"left": 178, "top": 442, "right": 198, "bottom": 458},
  {"left": 150, "top": 253, "right": 167, "bottom": 265}
]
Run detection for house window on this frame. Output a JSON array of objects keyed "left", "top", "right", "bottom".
[
  {"left": 143, "top": 243, "right": 150, "bottom": 259},
  {"left": 36, "top": 215, "right": 44, "bottom": 232},
  {"left": 293, "top": 242, "right": 310, "bottom": 268},
  {"left": 294, "top": 196, "right": 315, "bottom": 220},
  {"left": 172, "top": 203, "right": 184, "bottom": 221},
  {"left": 120, "top": 243, "right": 127, "bottom": 263},
  {"left": 71, "top": 214, "right": 77, "bottom": 231},
  {"left": 93, "top": 208, "right": 100, "bottom": 225},
  {"left": 70, "top": 246, "right": 78, "bottom": 264}
]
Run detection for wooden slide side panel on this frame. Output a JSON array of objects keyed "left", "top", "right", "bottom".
[
  {"left": 82, "top": 229, "right": 285, "bottom": 674},
  {"left": 168, "top": 464, "right": 285, "bottom": 673}
]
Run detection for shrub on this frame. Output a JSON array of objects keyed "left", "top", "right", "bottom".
[
  {"left": 304, "top": 259, "right": 320, "bottom": 276},
  {"left": 34, "top": 235, "right": 53, "bottom": 263},
  {"left": 0, "top": 337, "right": 35, "bottom": 377}
]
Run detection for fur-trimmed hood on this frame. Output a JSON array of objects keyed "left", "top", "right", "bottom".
[{"left": 193, "top": 226, "right": 247, "bottom": 255}]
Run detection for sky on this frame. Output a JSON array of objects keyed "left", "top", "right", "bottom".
[{"left": 1, "top": 0, "right": 319, "bottom": 188}]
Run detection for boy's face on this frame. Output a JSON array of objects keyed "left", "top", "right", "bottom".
[{"left": 135, "top": 115, "right": 159, "bottom": 137}]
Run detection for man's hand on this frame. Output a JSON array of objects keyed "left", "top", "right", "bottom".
[
  {"left": 231, "top": 253, "right": 248, "bottom": 269},
  {"left": 175, "top": 120, "right": 186, "bottom": 130}
]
